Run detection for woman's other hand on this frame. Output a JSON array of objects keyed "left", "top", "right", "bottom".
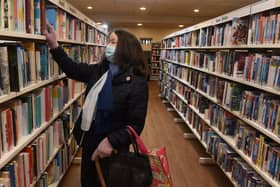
[
  {"left": 45, "top": 23, "right": 59, "bottom": 49},
  {"left": 91, "top": 137, "right": 113, "bottom": 160}
]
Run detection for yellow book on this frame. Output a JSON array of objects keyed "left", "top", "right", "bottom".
[{"left": 257, "top": 135, "right": 264, "bottom": 167}]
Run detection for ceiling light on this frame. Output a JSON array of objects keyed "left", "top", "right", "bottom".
[
  {"left": 137, "top": 23, "right": 143, "bottom": 26},
  {"left": 96, "top": 22, "right": 102, "bottom": 25},
  {"left": 178, "top": 25, "right": 184, "bottom": 28},
  {"left": 102, "top": 24, "right": 108, "bottom": 29},
  {"left": 87, "top": 6, "right": 93, "bottom": 10},
  {"left": 193, "top": 9, "right": 199, "bottom": 13},
  {"left": 140, "top": 7, "right": 146, "bottom": 11}
]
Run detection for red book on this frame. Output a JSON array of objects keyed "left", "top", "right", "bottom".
[
  {"left": 45, "top": 86, "right": 50, "bottom": 121},
  {"left": 40, "top": 0, "right": 46, "bottom": 35},
  {"left": 23, "top": 146, "right": 34, "bottom": 184},
  {"left": 5, "top": 109, "right": 14, "bottom": 151},
  {"left": 25, "top": 0, "right": 31, "bottom": 33}
]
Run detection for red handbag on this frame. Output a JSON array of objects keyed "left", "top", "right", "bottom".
[{"left": 127, "top": 126, "right": 173, "bottom": 187}]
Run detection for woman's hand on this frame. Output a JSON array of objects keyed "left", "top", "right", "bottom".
[
  {"left": 92, "top": 137, "right": 113, "bottom": 160},
  {"left": 45, "top": 23, "right": 59, "bottom": 49}
]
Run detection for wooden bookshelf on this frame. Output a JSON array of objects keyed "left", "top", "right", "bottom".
[
  {"left": 150, "top": 43, "right": 161, "bottom": 80},
  {"left": 0, "top": 0, "right": 107, "bottom": 186},
  {"left": 160, "top": 0, "right": 280, "bottom": 186},
  {"left": 171, "top": 87, "right": 280, "bottom": 187},
  {"left": 0, "top": 91, "right": 84, "bottom": 169}
]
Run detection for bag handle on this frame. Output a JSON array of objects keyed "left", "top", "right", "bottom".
[
  {"left": 127, "top": 126, "right": 150, "bottom": 154},
  {"left": 95, "top": 157, "right": 107, "bottom": 187}
]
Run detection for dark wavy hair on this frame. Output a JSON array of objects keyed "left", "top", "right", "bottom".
[{"left": 103, "top": 29, "right": 148, "bottom": 78}]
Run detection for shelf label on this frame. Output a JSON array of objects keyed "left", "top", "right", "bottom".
[
  {"left": 215, "top": 16, "right": 229, "bottom": 23},
  {"left": 58, "top": 0, "right": 65, "bottom": 7},
  {"left": 69, "top": 6, "right": 77, "bottom": 14}
]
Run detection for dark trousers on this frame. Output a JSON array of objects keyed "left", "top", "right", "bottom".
[{"left": 81, "top": 149, "right": 101, "bottom": 187}]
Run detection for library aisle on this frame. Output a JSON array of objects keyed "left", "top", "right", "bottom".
[{"left": 59, "top": 81, "right": 233, "bottom": 187}]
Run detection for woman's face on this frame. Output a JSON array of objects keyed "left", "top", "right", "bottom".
[{"left": 107, "top": 32, "right": 118, "bottom": 48}]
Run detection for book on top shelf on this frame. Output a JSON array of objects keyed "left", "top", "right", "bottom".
[{"left": 231, "top": 17, "right": 249, "bottom": 45}]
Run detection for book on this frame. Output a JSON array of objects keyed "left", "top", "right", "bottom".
[
  {"left": 34, "top": 0, "right": 41, "bottom": 35},
  {"left": 46, "top": 4, "right": 57, "bottom": 30},
  {"left": 0, "top": 46, "right": 10, "bottom": 96}
]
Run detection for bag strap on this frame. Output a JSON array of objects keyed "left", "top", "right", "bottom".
[
  {"left": 95, "top": 157, "right": 107, "bottom": 187},
  {"left": 127, "top": 126, "right": 150, "bottom": 154}
]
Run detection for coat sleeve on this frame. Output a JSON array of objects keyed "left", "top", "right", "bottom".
[
  {"left": 50, "top": 46, "right": 99, "bottom": 83},
  {"left": 107, "top": 77, "right": 149, "bottom": 149}
]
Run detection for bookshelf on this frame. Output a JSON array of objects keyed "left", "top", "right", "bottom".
[
  {"left": 150, "top": 43, "right": 161, "bottom": 80},
  {"left": 160, "top": 0, "right": 280, "bottom": 186},
  {"left": 0, "top": 0, "right": 107, "bottom": 186}
]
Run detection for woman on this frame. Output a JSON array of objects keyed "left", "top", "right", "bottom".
[{"left": 45, "top": 24, "right": 149, "bottom": 187}]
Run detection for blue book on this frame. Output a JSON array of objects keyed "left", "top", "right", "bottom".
[
  {"left": 36, "top": 95, "right": 41, "bottom": 128},
  {"left": 3, "top": 163, "right": 16, "bottom": 187},
  {"left": 34, "top": 0, "right": 41, "bottom": 35},
  {"left": 46, "top": 5, "right": 57, "bottom": 30},
  {"left": 27, "top": 96, "right": 33, "bottom": 133},
  {"left": 39, "top": 45, "right": 49, "bottom": 80}
]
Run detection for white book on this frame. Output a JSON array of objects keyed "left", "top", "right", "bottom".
[
  {"left": 267, "top": 56, "right": 278, "bottom": 87},
  {"left": 35, "top": 50, "right": 41, "bottom": 81},
  {"left": 22, "top": 152, "right": 30, "bottom": 187},
  {"left": 16, "top": 153, "right": 25, "bottom": 187},
  {"left": 21, "top": 102, "right": 28, "bottom": 137}
]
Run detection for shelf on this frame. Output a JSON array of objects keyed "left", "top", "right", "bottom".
[
  {"left": 85, "top": 42, "right": 106, "bottom": 47},
  {"left": 163, "top": 44, "right": 280, "bottom": 50},
  {"left": 168, "top": 72, "right": 280, "bottom": 145},
  {"left": 48, "top": 147, "right": 79, "bottom": 187},
  {"left": 0, "top": 31, "right": 46, "bottom": 40},
  {"left": 0, "top": 74, "right": 67, "bottom": 104},
  {"left": 58, "top": 39, "right": 85, "bottom": 45},
  {"left": 164, "top": 59, "right": 280, "bottom": 97},
  {"left": 172, "top": 89, "right": 280, "bottom": 187},
  {"left": 0, "top": 91, "right": 85, "bottom": 169}
]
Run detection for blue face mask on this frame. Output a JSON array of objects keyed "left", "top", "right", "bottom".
[{"left": 105, "top": 46, "right": 116, "bottom": 63}]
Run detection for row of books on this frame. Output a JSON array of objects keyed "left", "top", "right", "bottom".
[
  {"left": 0, "top": 42, "right": 61, "bottom": 96},
  {"left": 168, "top": 92, "right": 272, "bottom": 186},
  {"left": 250, "top": 10, "right": 280, "bottom": 45},
  {"left": 151, "top": 56, "right": 160, "bottom": 62},
  {"left": 0, "top": 42, "right": 89, "bottom": 98},
  {"left": 171, "top": 80, "right": 280, "bottom": 182},
  {"left": 162, "top": 10, "right": 280, "bottom": 48},
  {"left": 0, "top": 0, "right": 46, "bottom": 35},
  {"left": 162, "top": 49, "right": 280, "bottom": 90},
  {"left": 46, "top": 3, "right": 106, "bottom": 45},
  {"left": 87, "top": 46, "right": 104, "bottom": 64},
  {"left": 0, "top": 0, "right": 107, "bottom": 45},
  {"left": 162, "top": 17, "right": 249, "bottom": 48},
  {"left": 35, "top": 136, "right": 77, "bottom": 187},
  {"left": 167, "top": 63, "right": 280, "bottom": 137},
  {"left": 0, "top": 80, "right": 82, "bottom": 159},
  {"left": 0, "top": 116, "right": 72, "bottom": 187}
]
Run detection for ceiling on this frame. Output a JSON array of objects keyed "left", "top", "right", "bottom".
[{"left": 67, "top": 0, "right": 259, "bottom": 29}]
